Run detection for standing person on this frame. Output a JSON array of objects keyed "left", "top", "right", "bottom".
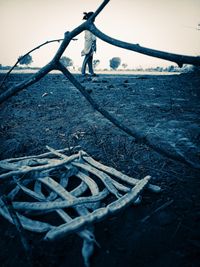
[{"left": 81, "top": 12, "right": 97, "bottom": 77}]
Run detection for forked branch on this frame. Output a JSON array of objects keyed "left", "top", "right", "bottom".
[
  {"left": 0, "top": 0, "right": 199, "bottom": 169},
  {"left": 0, "top": 39, "right": 63, "bottom": 88}
]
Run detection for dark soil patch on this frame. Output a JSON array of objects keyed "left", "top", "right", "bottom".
[{"left": 0, "top": 72, "right": 200, "bottom": 267}]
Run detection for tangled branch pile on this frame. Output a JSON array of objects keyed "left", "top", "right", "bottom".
[{"left": 0, "top": 146, "right": 160, "bottom": 266}]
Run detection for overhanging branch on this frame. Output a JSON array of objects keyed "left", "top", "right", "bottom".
[
  {"left": 0, "top": 39, "right": 64, "bottom": 89},
  {"left": 88, "top": 24, "right": 200, "bottom": 67},
  {"left": 0, "top": 0, "right": 109, "bottom": 103},
  {"left": 0, "top": 0, "right": 199, "bottom": 169}
]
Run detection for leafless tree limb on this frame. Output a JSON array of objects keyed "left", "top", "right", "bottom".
[
  {"left": 0, "top": 39, "right": 64, "bottom": 88},
  {"left": 88, "top": 23, "right": 200, "bottom": 67},
  {"left": 56, "top": 62, "right": 200, "bottom": 169},
  {"left": 1, "top": 0, "right": 199, "bottom": 103},
  {"left": 0, "top": 0, "right": 199, "bottom": 169}
]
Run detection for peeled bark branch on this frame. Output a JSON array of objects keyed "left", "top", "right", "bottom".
[{"left": 88, "top": 24, "right": 200, "bottom": 67}]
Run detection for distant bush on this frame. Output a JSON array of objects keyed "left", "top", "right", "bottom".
[
  {"left": 181, "top": 64, "right": 200, "bottom": 74},
  {"left": 18, "top": 54, "right": 33, "bottom": 66},
  {"left": 93, "top": 59, "right": 100, "bottom": 69},
  {"left": 60, "top": 56, "right": 73, "bottom": 67},
  {"left": 109, "top": 57, "right": 121, "bottom": 70},
  {"left": 122, "top": 63, "right": 128, "bottom": 69}
]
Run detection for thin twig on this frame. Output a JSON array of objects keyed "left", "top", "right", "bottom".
[
  {"left": 141, "top": 199, "right": 174, "bottom": 223},
  {"left": 0, "top": 39, "right": 63, "bottom": 88},
  {"left": 171, "top": 219, "right": 183, "bottom": 240}
]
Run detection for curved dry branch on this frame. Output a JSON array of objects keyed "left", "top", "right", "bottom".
[
  {"left": 0, "top": 39, "right": 64, "bottom": 89},
  {"left": 56, "top": 62, "right": 199, "bottom": 169},
  {"left": 0, "top": 0, "right": 199, "bottom": 169},
  {"left": 0, "top": 30, "right": 85, "bottom": 104},
  {"left": 0, "top": 31, "right": 84, "bottom": 104},
  {"left": 88, "top": 24, "right": 200, "bottom": 67},
  {"left": 0, "top": 0, "right": 110, "bottom": 103}
]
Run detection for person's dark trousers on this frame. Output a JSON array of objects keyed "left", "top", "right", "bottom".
[{"left": 81, "top": 53, "right": 94, "bottom": 75}]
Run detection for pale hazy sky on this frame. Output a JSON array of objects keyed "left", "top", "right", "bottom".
[{"left": 1, "top": 0, "right": 200, "bottom": 69}]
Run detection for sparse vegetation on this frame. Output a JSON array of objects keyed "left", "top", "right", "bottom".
[
  {"left": 122, "top": 63, "right": 127, "bottom": 69},
  {"left": 109, "top": 57, "right": 121, "bottom": 70},
  {"left": 93, "top": 59, "right": 100, "bottom": 69},
  {"left": 60, "top": 56, "right": 73, "bottom": 68},
  {"left": 18, "top": 54, "right": 33, "bottom": 66}
]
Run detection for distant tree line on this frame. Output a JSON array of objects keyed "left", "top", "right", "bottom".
[{"left": 1, "top": 54, "right": 197, "bottom": 73}]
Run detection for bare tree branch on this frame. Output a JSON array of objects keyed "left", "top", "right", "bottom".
[
  {"left": 88, "top": 24, "right": 200, "bottom": 67},
  {"left": 48, "top": 0, "right": 110, "bottom": 62},
  {"left": 0, "top": 0, "right": 199, "bottom": 169},
  {"left": 1, "top": 0, "right": 199, "bottom": 103},
  {"left": 0, "top": 29, "right": 85, "bottom": 104},
  {"left": 87, "top": 0, "right": 110, "bottom": 22},
  {"left": 56, "top": 62, "right": 200, "bottom": 169},
  {"left": 0, "top": 39, "right": 63, "bottom": 88},
  {"left": 0, "top": 0, "right": 110, "bottom": 103}
]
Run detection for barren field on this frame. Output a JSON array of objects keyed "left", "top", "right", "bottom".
[{"left": 0, "top": 72, "right": 200, "bottom": 267}]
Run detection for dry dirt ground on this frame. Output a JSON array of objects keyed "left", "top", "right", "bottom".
[{"left": 0, "top": 72, "right": 200, "bottom": 267}]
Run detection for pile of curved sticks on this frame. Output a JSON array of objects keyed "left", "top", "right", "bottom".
[{"left": 0, "top": 146, "right": 161, "bottom": 267}]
